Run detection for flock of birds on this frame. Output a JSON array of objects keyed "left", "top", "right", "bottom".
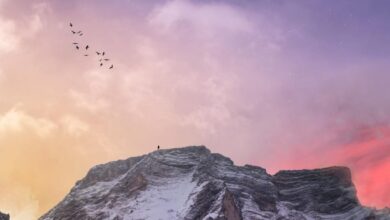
[{"left": 70, "top": 22, "right": 114, "bottom": 69}]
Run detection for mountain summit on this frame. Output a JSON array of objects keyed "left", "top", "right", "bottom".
[{"left": 40, "top": 146, "right": 389, "bottom": 220}]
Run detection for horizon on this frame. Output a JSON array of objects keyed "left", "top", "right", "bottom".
[{"left": 0, "top": 0, "right": 390, "bottom": 219}]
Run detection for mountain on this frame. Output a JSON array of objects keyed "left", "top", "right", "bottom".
[
  {"left": 40, "top": 146, "right": 390, "bottom": 220},
  {"left": 0, "top": 212, "right": 9, "bottom": 220}
]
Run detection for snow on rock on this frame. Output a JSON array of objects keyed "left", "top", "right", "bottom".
[{"left": 40, "top": 146, "right": 390, "bottom": 220}]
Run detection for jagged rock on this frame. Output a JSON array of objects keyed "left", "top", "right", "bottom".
[
  {"left": 273, "top": 167, "right": 358, "bottom": 214},
  {"left": 40, "top": 146, "right": 390, "bottom": 220},
  {"left": 0, "top": 212, "right": 10, "bottom": 220}
]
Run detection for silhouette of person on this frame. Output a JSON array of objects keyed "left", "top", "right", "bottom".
[{"left": 157, "top": 145, "right": 160, "bottom": 150}]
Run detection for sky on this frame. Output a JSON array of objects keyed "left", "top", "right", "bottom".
[{"left": 0, "top": 0, "right": 389, "bottom": 219}]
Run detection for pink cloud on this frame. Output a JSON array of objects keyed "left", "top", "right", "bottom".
[{"left": 262, "top": 126, "right": 390, "bottom": 208}]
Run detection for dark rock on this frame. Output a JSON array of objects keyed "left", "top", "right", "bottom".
[
  {"left": 219, "top": 189, "right": 242, "bottom": 220},
  {"left": 273, "top": 167, "right": 359, "bottom": 214},
  {"left": 0, "top": 212, "right": 9, "bottom": 220}
]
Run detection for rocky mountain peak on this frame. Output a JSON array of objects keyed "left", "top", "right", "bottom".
[{"left": 40, "top": 146, "right": 390, "bottom": 220}]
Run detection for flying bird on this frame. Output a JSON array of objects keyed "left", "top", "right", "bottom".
[
  {"left": 100, "top": 63, "right": 103, "bottom": 67},
  {"left": 75, "top": 45, "right": 79, "bottom": 50},
  {"left": 73, "top": 42, "right": 78, "bottom": 45},
  {"left": 104, "top": 59, "right": 110, "bottom": 61},
  {"left": 84, "top": 54, "right": 89, "bottom": 56},
  {"left": 85, "top": 45, "right": 89, "bottom": 50},
  {"left": 77, "top": 31, "right": 82, "bottom": 34},
  {"left": 102, "top": 52, "right": 105, "bottom": 56},
  {"left": 70, "top": 22, "right": 73, "bottom": 27},
  {"left": 71, "top": 30, "right": 76, "bottom": 34},
  {"left": 109, "top": 65, "right": 114, "bottom": 69},
  {"left": 79, "top": 33, "right": 83, "bottom": 36},
  {"left": 96, "top": 51, "right": 101, "bottom": 55}
]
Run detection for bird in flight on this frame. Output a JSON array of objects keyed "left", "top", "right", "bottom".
[
  {"left": 75, "top": 45, "right": 79, "bottom": 50},
  {"left": 85, "top": 45, "right": 89, "bottom": 50},
  {"left": 73, "top": 42, "right": 78, "bottom": 45},
  {"left": 84, "top": 54, "right": 89, "bottom": 56},
  {"left": 100, "top": 63, "right": 103, "bottom": 67},
  {"left": 74, "top": 31, "right": 83, "bottom": 36},
  {"left": 109, "top": 65, "right": 114, "bottom": 69},
  {"left": 104, "top": 59, "right": 110, "bottom": 62},
  {"left": 96, "top": 51, "right": 101, "bottom": 55},
  {"left": 102, "top": 52, "right": 105, "bottom": 56},
  {"left": 70, "top": 22, "right": 73, "bottom": 27}
]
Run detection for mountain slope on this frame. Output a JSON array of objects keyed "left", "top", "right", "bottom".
[
  {"left": 0, "top": 212, "right": 9, "bottom": 220},
  {"left": 40, "top": 146, "right": 390, "bottom": 220}
]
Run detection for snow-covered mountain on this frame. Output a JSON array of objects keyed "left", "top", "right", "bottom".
[{"left": 40, "top": 146, "right": 390, "bottom": 220}]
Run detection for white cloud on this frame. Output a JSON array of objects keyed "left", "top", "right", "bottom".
[
  {"left": 28, "top": 14, "right": 43, "bottom": 36},
  {"left": 0, "top": 184, "right": 39, "bottom": 220},
  {"left": 68, "top": 68, "right": 113, "bottom": 113},
  {"left": 60, "top": 115, "right": 90, "bottom": 137},
  {"left": 83, "top": 69, "right": 112, "bottom": 94},
  {"left": 149, "top": 0, "right": 252, "bottom": 34},
  {"left": 0, "top": 107, "right": 57, "bottom": 138},
  {"left": 26, "top": 2, "right": 50, "bottom": 37},
  {"left": 179, "top": 76, "right": 232, "bottom": 134},
  {"left": 0, "top": 18, "right": 19, "bottom": 54},
  {"left": 69, "top": 90, "right": 109, "bottom": 113},
  {"left": 0, "top": 2, "right": 47, "bottom": 55},
  {"left": 20, "top": 2, "right": 48, "bottom": 39}
]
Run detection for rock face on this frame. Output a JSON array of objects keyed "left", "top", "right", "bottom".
[
  {"left": 40, "top": 146, "right": 390, "bottom": 220},
  {"left": 0, "top": 212, "right": 10, "bottom": 220}
]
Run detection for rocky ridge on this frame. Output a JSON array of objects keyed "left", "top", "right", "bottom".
[{"left": 40, "top": 146, "right": 390, "bottom": 220}]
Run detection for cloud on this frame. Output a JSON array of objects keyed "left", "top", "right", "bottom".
[
  {"left": 0, "top": 107, "right": 105, "bottom": 219},
  {"left": 0, "top": 107, "right": 57, "bottom": 138},
  {"left": 67, "top": 68, "right": 113, "bottom": 113},
  {"left": 149, "top": 0, "right": 252, "bottom": 34},
  {"left": 0, "top": 1, "right": 47, "bottom": 55},
  {"left": 21, "top": 2, "right": 48, "bottom": 38},
  {"left": 262, "top": 125, "right": 390, "bottom": 207},
  {"left": 0, "top": 18, "right": 19, "bottom": 54},
  {"left": 60, "top": 115, "right": 89, "bottom": 137},
  {"left": 179, "top": 76, "right": 233, "bottom": 134},
  {"left": 69, "top": 90, "right": 109, "bottom": 113},
  {"left": 26, "top": 2, "right": 50, "bottom": 37},
  {"left": 0, "top": 184, "right": 39, "bottom": 220},
  {"left": 27, "top": 14, "right": 43, "bottom": 36},
  {"left": 328, "top": 126, "right": 390, "bottom": 207},
  {"left": 83, "top": 69, "right": 112, "bottom": 94}
]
